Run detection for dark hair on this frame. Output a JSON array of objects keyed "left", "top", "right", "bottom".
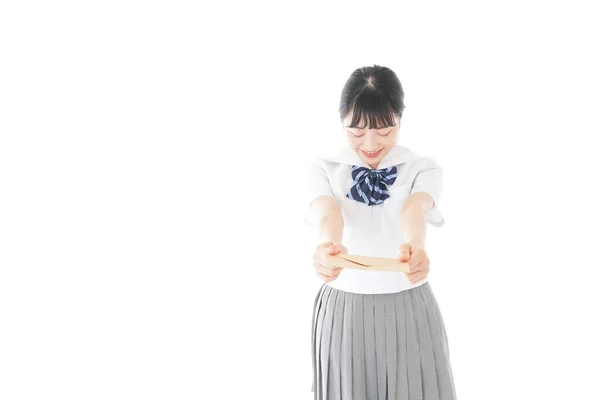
[{"left": 339, "top": 64, "right": 406, "bottom": 129}]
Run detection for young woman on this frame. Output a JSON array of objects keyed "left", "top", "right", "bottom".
[{"left": 307, "top": 65, "right": 457, "bottom": 400}]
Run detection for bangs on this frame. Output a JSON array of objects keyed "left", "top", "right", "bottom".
[{"left": 347, "top": 88, "right": 397, "bottom": 130}]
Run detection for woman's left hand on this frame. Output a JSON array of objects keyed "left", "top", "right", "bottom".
[{"left": 398, "top": 242, "right": 430, "bottom": 284}]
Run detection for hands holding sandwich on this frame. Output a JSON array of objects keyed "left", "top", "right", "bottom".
[{"left": 312, "top": 241, "right": 430, "bottom": 284}]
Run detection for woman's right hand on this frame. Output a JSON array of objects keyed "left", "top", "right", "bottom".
[{"left": 313, "top": 241, "right": 348, "bottom": 283}]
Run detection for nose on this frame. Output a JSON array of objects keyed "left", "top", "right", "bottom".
[{"left": 363, "top": 131, "right": 380, "bottom": 150}]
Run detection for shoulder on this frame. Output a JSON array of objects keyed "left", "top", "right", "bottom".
[
  {"left": 306, "top": 157, "right": 339, "bottom": 174},
  {"left": 305, "top": 156, "right": 345, "bottom": 187},
  {"left": 397, "top": 146, "right": 441, "bottom": 170}
]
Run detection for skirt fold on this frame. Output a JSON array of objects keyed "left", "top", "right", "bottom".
[
  {"left": 412, "top": 288, "right": 440, "bottom": 400},
  {"left": 362, "top": 295, "right": 378, "bottom": 399},
  {"left": 394, "top": 295, "right": 409, "bottom": 400},
  {"left": 322, "top": 288, "right": 340, "bottom": 399},
  {"left": 313, "top": 285, "right": 333, "bottom": 397},
  {"left": 329, "top": 290, "right": 345, "bottom": 400},
  {"left": 373, "top": 295, "right": 387, "bottom": 399},
  {"left": 312, "top": 281, "right": 456, "bottom": 400},
  {"left": 351, "top": 294, "right": 367, "bottom": 399},
  {"left": 384, "top": 296, "right": 397, "bottom": 399},
  {"left": 311, "top": 286, "right": 323, "bottom": 395},
  {"left": 420, "top": 285, "right": 457, "bottom": 399},
  {"left": 341, "top": 292, "right": 354, "bottom": 400},
  {"left": 404, "top": 290, "right": 423, "bottom": 399}
]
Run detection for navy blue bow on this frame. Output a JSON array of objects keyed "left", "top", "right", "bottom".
[{"left": 346, "top": 165, "right": 398, "bottom": 206}]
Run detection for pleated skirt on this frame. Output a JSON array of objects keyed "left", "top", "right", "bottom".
[{"left": 311, "top": 282, "right": 457, "bottom": 400}]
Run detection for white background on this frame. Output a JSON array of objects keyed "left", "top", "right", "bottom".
[{"left": 1, "top": 1, "right": 599, "bottom": 399}]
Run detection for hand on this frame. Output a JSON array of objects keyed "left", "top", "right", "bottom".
[
  {"left": 313, "top": 241, "right": 348, "bottom": 283},
  {"left": 398, "top": 242, "right": 430, "bottom": 284}
]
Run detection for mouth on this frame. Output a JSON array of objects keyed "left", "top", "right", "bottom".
[{"left": 361, "top": 148, "right": 383, "bottom": 158}]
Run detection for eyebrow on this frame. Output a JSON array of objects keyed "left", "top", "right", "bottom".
[{"left": 345, "top": 126, "right": 392, "bottom": 130}]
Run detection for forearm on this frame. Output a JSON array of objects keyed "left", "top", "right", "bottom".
[
  {"left": 316, "top": 204, "right": 344, "bottom": 245},
  {"left": 399, "top": 203, "right": 427, "bottom": 247}
]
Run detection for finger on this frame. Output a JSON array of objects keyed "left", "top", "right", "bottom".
[
  {"left": 406, "top": 261, "right": 429, "bottom": 274},
  {"left": 405, "top": 271, "right": 427, "bottom": 284},
  {"left": 405, "top": 268, "right": 423, "bottom": 277},
  {"left": 315, "top": 271, "right": 340, "bottom": 280},
  {"left": 320, "top": 255, "right": 343, "bottom": 270},
  {"left": 409, "top": 249, "right": 429, "bottom": 267},
  {"left": 315, "top": 250, "right": 329, "bottom": 263},
  {"left": 316, "top": 247, "right": 334, "bottom": 262},
  {"left": 314, "top": 262, "right": 342, "bottom": 276},
  {"left": 407, "top": 260, "right": 422, "bottom": 272},
  {"left": 326, "top": 244, "right": 343, "bottom": 255},
  {"left": 316, "top": 271, "right": 339, "bottom": 283},
  {"left": 411, "top": 258, "right": 427, "bottom": 270},
  {"left": 315, "top": 242, "right": 332, "bottom": 258},
  {"left": 406, "top": 249, "right": 421, "bottom": 265},
  {"left": 398, "top": 244, "right": 411, "bottom": 262}
]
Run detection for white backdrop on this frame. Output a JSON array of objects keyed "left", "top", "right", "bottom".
[{"left": 1, "top": 1, "right": 599, "bottom": 399}]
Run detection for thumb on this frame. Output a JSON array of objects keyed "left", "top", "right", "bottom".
[
  {"left": 398, "top": 244, "right": 411, "bottom": 261},
  {"left": 327, "top": 244, "right": 343, "bottom": 255}
]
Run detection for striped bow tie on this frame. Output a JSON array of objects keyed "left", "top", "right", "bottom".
[{"left": 346, "top": 165, "right": 398, "bottom": 206}]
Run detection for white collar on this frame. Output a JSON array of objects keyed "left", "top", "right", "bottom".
[{"left": 323, "top": 145, "right": 420, "bottom": 169}]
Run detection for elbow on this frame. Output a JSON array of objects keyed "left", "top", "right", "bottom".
[{"left": 401, "top": 192, "right": 434, "bottom": 215}]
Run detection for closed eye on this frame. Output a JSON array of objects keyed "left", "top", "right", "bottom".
[
  {"left": 347, "top": 128, "right": 393, "bottom": 137},
  {"left": 349, "top": 130, "right": 365, "bottom": 137}
]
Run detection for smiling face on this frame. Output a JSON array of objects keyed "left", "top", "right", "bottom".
[{"left": 343, "top": 111, "right": 401, "bottom": 169}]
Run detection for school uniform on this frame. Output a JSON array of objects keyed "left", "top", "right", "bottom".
[{"left": 306, "top": 144, "right": 457, "bottom": 400}]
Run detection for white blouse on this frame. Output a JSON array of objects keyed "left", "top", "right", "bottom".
[{"left": 305, "top": 144, "right": 445, "bottom": 294}]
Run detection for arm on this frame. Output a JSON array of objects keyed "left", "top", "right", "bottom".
[
  {"left": 310, "top": 195, "right": 344, "bottom": 245},
  {"left": 399, "top": 192, "right": 435, "bottom": 248}
]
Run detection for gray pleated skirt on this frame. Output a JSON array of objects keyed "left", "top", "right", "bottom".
[{"left": 311, "top": 282, "right": 457, "bottom": 400}]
